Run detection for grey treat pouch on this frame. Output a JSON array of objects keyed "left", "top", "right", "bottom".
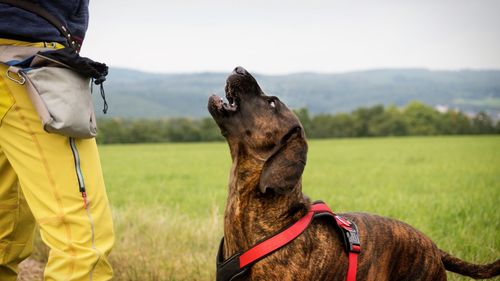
[{"left": 6, "top": 55, "right": 97, "bottom": 138}]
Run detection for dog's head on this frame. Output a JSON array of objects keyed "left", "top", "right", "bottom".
[{"left": 208, "top": 67, "right": 307, "bottom": 194}]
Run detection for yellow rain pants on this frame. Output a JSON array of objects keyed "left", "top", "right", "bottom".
[{"left": 0, "top": 39, "right": 114, "bottom": 281}]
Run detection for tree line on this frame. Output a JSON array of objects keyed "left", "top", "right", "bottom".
[{"left": 96, "top": 101, "right": 500, "bottom": 144}]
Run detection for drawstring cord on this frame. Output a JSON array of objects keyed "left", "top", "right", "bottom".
[
  {"left": 91, "top": 77, "right": 108, "bottom": 114},
  {"left": 100, "top": 83, "right": 108, "bottom": 114}
]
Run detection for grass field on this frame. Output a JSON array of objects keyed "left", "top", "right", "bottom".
[{"left": 30, "top": 136, "right": 500, "bottom": 280}]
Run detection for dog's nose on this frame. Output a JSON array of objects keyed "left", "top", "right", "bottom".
[{"left": 233, "top": 66, "right": 249, "bottom": 76}]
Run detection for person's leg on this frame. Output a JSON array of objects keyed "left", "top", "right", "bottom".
[
  {"left": 0, "top": 147, "right": 36, "bottom": 281},
  {"left": 0, "top": 54, "right": 35, "bottom": 280},
  {"left": 0, "top": 53, "right": 114, "bottom": 280}
]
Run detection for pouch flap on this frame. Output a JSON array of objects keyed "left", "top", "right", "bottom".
[{"left": 0, "top": 45, "right": 53, "bottom": 66}]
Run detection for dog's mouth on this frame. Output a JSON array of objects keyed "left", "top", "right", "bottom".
[
  {"left": 208, "top": 66, "right": 264, "bottom": 122},
  {"left": 208, "top": 90, "right": 239, "bottom": 118},
  {"left": 208, "top": 67, "right": 251, "bottom": 118}
]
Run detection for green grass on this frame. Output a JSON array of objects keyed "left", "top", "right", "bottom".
[{"left": 33, "top": 136, "right": 500, "bottom": 280}]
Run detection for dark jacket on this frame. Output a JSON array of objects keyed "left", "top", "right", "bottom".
[{"left": 0, "top": 0, "right": 89, "bottom": 45}]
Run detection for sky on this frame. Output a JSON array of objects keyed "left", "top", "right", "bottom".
[{"left": 82, "top": 0, "right": 500, "bottom": 75}]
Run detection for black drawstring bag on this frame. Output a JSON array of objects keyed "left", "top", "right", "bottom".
[{"left": 37, "top": 48, "right": 108, "bottom": 83}]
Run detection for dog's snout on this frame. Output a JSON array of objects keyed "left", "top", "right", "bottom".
[{"left": 233, "top": 66, "right": 249, "bottom": 76}]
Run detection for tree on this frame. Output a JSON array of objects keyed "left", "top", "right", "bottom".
[
  {"left": 96, "top": 118, "right": 127, "bottom": 144},
  {"left": 199, "top": 118, "right": 224, "bottom": 141},
  {"left": 403, "top": 101, "right": 441, "bottom": 135},
  {"left": 309, "top": 113, "right": 356, "bottom": 138},
  {"left": 440, "top": 111, "right": 472, "bottom": 135},
  {"left": 352, "top": 105, "right": 385, "bottom": 137},
  {"left": 293, "top": 108, "right": 312, "bottom": 136},
  {"left": 472, "top": 112, "right": 495, "bottom": 134},
  {"left": 369, "top": 105, "right": 408, "bottom": 136}
]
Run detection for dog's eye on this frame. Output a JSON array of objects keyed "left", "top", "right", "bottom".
[
  {"left": 267, "top": 97, "right": 278, "bottom": 108},
  {"left": 266, "top": 96, "right": 279, "bottom": 109}
]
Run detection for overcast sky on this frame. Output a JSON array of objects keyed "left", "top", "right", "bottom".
[{"left": 81, "top": 0, "right": 500, "bottom": 74}]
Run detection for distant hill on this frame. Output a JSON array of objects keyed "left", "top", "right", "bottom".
[{"left": 93, "top": 68, "right": 500, "bottom": 118}]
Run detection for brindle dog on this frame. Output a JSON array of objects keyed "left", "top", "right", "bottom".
[{"left": 208, "top": 66, "right": 500, "bottom": 280}]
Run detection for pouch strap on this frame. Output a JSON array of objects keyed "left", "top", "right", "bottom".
[
  {"left": 6, "top": 66, "right": 53, "bottom": 125},
  {"left": 0, "top": 0, "right": 81, "bottom": 52}
]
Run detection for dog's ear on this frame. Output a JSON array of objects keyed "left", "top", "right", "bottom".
[{"left": 259, "top": 130, "right": 307, "bottom": 194}]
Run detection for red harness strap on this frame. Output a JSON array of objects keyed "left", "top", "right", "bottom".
[
  {"left": 239, "top": 209, "right": 315, "bottom": 267},
  {"left": 229, "top": 202, "right": 361, "bottom": 281},
  {"left": 348, "top": 246, "right": 361, "bottom": 281}
]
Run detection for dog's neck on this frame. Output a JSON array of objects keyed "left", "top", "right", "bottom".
[{"left": 223, "top": 154, "right": 310, "bottom": 259}]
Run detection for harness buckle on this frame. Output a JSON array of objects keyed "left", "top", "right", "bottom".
[
  {"left": 335, "top": 215, "right": 361, "bottom": 254},
  {"left": 346, "top": 230, "right": 361, "bottom": 253}
]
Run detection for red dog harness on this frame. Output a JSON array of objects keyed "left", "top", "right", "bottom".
[{"left": 216, "top": 201, "right": 361, "bottom": 281}]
